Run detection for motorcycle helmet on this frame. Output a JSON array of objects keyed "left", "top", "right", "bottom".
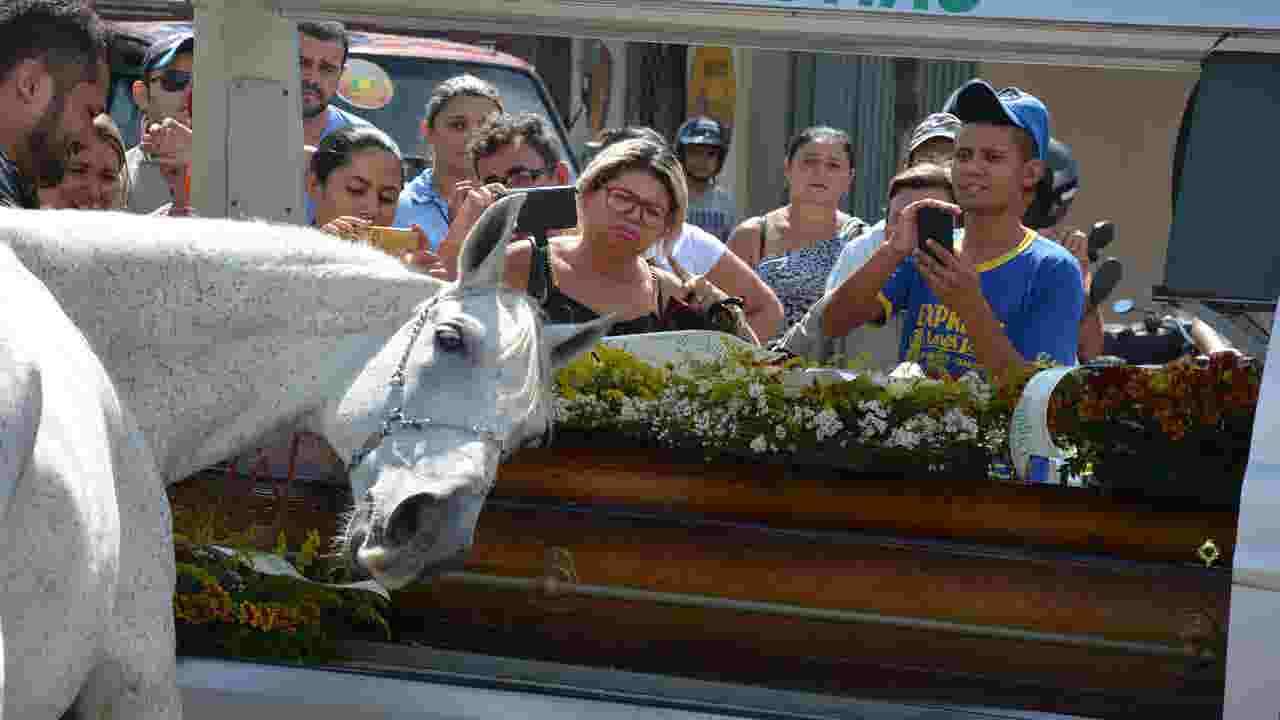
[
  {"left": 674, "top": 116, "right": 729, "bottom": 175},
  {"left": 1024, "top": 137, "right": 1080, "bottom": 229}
]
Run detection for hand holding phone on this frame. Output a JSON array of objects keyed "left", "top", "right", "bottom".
[
  {"left": 505, "top": 185, "right": 579, "bottom": 240},
  {"left": 916, "top": 205, "right": 956, "bottom": 259},
  {"left": 367, "top": 226, "right": 421, "bottom": 256}
]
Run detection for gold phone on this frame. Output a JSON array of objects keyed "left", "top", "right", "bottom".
[{"left": 367, "top": 226, "right": 420, "bottom": 256}]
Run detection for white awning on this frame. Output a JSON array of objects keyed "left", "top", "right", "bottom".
[{"left": 275, "top": 0, "right": 1280, "bottom": 71}]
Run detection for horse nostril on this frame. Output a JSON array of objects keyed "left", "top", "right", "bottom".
[{"left": 385, "top": 494, "right": 442, "bottom": 548}]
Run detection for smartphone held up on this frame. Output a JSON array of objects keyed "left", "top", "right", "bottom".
[
  {"left": 503, "top": 185, "right": 578, "bottom": 241},
  {"left": 365, "top": 226, "right": 421, "bottom": 257},
  {"left": 916, "top": 205, "right": 956, "bottom": 260}
]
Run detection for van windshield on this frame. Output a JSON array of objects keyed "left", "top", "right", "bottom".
[{"left": 338, "top": 54, "right": 577, "bottom": 178}]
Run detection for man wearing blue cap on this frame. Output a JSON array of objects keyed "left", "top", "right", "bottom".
[
  {"left": 819, "top": 79, "right": 1083, "bottom": 383},
  {"left": 126, "top": 30, "right": 194, "bottom": 213}
]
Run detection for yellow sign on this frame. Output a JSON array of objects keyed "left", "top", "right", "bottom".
[{"left": 687, "top": 47, "right": 735, "bottom": 133}]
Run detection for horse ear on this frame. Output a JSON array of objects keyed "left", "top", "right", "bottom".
[
  {"left": 545, "top": 316, "right": 613, "bottom": 370},
  {"left": 458, "top": 193, "right": 526, "bottom": 288}
]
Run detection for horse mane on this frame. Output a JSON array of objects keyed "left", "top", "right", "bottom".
[{"left": 0, "top": 209, "right": 445, "bottom": 351}]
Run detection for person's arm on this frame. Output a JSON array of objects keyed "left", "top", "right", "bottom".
[
  {"left": 1052, "top": 227, "right": 1104, "bottom": 362},
  {"left": 820, "top": 244, "right": 908, "bottom": 338},
  {"left": 665, "top": 254, "right": 763, "bottom": 345},
  {"left": 726, "top": 218, "right": 764, "bottom": 270},
  {"left": 1078, "top": 307, "right": 1105, "bottom": 362},
  {"left": 1190, "top": 317, "right": 1239, "bottom": 357},
  {"left": 821, "top": 218, "right": 915, "bottom": 338},
  {"left": 501, "top": 237, "right": 535, "bottom": 294},
  {"left": 702, "top": 246, "right": 783, "bottom": 340},
  {"left": 433, "top": 181, "right": 502, "bottom": 281}
]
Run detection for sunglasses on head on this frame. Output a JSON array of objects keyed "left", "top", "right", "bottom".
[
  {"left": 148, "top": 69, "right": 192, "bottom": 93},
  {"left": 483, "top": 165, "right": 554, "bottom": 187}
]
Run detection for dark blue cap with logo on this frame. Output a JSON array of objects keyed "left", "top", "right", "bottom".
[
  {"left": 944, "top": 79, "right": 1050, "bottom": 161},
  {"left": 142, "top": 31, "right": 194, "bottom": 73},
  {"left": 675, "top": 117, "right": 728, "bottom": 149}
]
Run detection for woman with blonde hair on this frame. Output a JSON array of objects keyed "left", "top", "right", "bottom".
[
  {"left": 40, "top": 114, "right": 129, "bottom": 210},
  {"left": 501, "top": 138, "right": 755, "bottom": 342}
]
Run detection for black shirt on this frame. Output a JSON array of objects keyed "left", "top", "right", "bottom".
[{"left": 0, "top": 149, "right": 39, "bottom": 209}]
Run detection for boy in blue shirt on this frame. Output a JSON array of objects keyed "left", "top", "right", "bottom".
[{"left": 820, "top": 80, "right": 1083, "bottom": 383}]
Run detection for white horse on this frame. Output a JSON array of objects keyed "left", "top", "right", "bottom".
[{"left": 0, "top": 195, "right": 608, "bottom": 719}]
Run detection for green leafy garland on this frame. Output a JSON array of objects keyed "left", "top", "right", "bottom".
[{"left": 171, "top": 491, "right": 391, "bottom": 664}]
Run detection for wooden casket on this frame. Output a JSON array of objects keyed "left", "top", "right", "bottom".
[{"left": 174, "top": 335, "right": 1253, "bottom": 718}]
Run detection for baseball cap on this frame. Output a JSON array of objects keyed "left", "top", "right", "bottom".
[
  {"left": 906, "top": 112, "right": 961, "bottom": 156},
  {"left": 944, "top": 79, "right": 1050, "bottom": 161},
  {"left": 675, "top": 117, "right": 728, "bottom": 149},
  {"left": 142, "top": 31, "right": 194, "bottom": 74}
]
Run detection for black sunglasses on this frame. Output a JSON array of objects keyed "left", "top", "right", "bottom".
[
  {"left": 148, "top": 69, "right": 192, "bottom": 93},
  {"left": 483, "top": 165, "right": 554, "bottom": 187}
]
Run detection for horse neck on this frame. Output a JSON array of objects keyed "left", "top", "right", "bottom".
[{"left": 3, "top": 211, "right": 445, "bottom": 483}]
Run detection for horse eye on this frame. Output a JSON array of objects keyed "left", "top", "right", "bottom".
[{"left": 434, "top": 324, "right": 465, "bottom": 352}]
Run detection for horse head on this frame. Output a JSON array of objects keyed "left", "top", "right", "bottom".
[{"left": 337, "top": 194, "right": 608, "bottom": 590}]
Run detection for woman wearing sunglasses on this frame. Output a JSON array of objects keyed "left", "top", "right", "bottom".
[{"left": 126, "top": 31, "right": 194, "bottom": 214}]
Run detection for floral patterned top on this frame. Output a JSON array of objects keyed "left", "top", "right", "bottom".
[{"left": 755, "top": 215, "right": 866, "bottom": 338}]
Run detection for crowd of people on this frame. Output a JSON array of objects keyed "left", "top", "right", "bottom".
[{"left": 4, "top": 0, "right": 1148, "bottom": 383}]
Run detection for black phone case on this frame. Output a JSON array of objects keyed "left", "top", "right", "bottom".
[
  {"left": 512, "top": 185, "right": 578, "bottom": 238},
  {"left": 916, "top": 206, "right": 955, "bottom": 255}
]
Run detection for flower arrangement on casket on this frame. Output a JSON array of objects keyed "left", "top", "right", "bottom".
[
  {"left": 553, "top": 344, "right": 1007, "bottom": 475},
  {"left": 1045, "top": 352, "right": 1262, "bottom": 505},
  {"left": 170, "top": 495, "right": 391, "bottom": 664}
]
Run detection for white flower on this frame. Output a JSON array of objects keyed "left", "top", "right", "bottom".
[
  {"left": 941, "top": 407, "right": 979, "bottom": 440},
  {"left": 860, "top": 421, "right": 886, "bottom": 439},
  {"left": 814, "top": 408, "right": 844, "bottom": 441},
  {"left": 886, "top": 427, "right": 921, "bottom": 449},
  {"left": 747, "top": 382, "right": 765, "bottom": 399},
  {"left": 857, "top": 400, "right": 889, "bottom": 418},
  {"left": 750, "top": 435, "right": 769, "bottom": 453},
  {"left": 958, "top": 372, "right": 993, "bottom": 403}
]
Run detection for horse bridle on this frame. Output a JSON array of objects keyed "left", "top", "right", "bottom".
[{"left": 348, "top": 290, "right": 553, "bottom": 478}]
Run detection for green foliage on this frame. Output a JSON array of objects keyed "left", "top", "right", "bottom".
[
  {"left": 554, "top": 342, "right": 1003, "bottom": 475},
  {"left": 171, "top": 525, "right": 391, "bottom": 665}
]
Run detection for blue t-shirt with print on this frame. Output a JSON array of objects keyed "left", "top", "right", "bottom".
[
  {"left": 393, "top": 168, "right": 451, "bottom": 252},
  {"left": 876, "top": 229, "right": 1083, "bottom": 378},
  {"left": 305, "top": 105, "right": 373, "bottom": 224}
]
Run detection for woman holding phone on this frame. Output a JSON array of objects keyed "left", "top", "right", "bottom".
[{"left": 309, "top": 125, "right": 444, "bottom": 276}]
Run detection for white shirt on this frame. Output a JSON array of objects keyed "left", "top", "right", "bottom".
[
  {"left": 819, "top": 218, "right": 901, "bottom": 370},
  {"left": 645, "top": 223, "right": 728, "bottom": 276},
  {"left": 826, "top": 219, "right": 887, "bottom": 292},
  {"left": 686, "top": 185, "right": 738, "bottom": 242}
]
